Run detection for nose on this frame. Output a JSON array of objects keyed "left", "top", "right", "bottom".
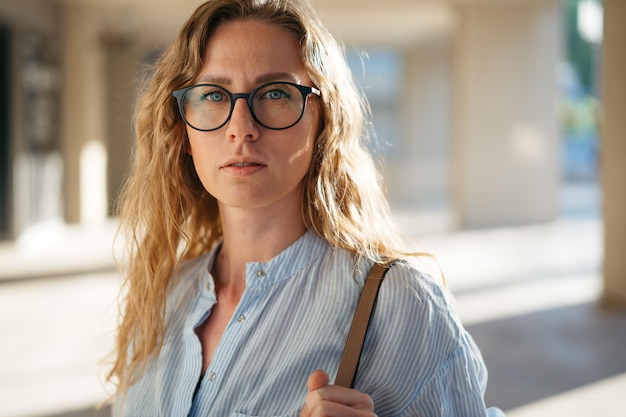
[{"left": 226, "top": 97, "right": 260, "bottom": 142}]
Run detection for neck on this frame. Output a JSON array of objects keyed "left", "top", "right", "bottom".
[{"left": 213, "top": 201, "right": 307, "bottom": 289}]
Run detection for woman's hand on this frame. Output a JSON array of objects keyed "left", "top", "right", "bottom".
[{"left": 300, "top": 369, "right": 376, "bottom": 417}]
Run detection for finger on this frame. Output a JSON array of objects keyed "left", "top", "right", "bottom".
[
  {"left": 307, "top": 369, "right": 330, "bottom": 393},
  {"left": 314, "top": 385, "right": 374, "bottom": 410},
  {"left": 307, "top": 400, "right": 376, "bottom": 417},
  {"left": 302, "top": 370, "right": 330, "bottom": 417}
]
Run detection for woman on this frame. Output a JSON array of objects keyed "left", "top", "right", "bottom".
[{"left": 108, "top": 0, "right": 504, "bottom": 416}]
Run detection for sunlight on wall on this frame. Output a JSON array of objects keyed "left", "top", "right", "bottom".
[
  {"left": 510, "top": 124, "right": 549, "bottom": 164},
  {"left": 578, "top": 0, "right": 603, "bottom": 44},
  {"left": 80, "top": 140, "right": 108, "bottom": 226}
]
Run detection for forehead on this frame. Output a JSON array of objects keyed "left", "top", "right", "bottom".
[{"left": 198, "top": 20, "right": 309, "bottom": 85}]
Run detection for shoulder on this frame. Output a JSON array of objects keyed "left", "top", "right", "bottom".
[
  {"left": 379, "top": 260, "right": 454, "bottom": 320},
  {"left": 358, "top": 261, "right": 489, "bottom": 413},
  {"left": 369, "top": 259, "right": 469, "bottom": 358}
]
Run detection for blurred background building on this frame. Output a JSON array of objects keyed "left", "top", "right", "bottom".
[
  {"left": 0, "top": 0, "right": 624, "bottom": 416},
  {"left": 0, "top": 0, "right": 616, "bottom": 234}
]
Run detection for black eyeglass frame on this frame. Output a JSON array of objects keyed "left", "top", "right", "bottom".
[{"left": 172, "top": 81, "right": 321, "bottom": 132}]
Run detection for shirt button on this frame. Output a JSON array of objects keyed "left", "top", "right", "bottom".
[
  {"left": 208, "top": 372, "right": 216, "bottom": 382},
  {"left": 256, "top": 269, "right": 266, "bottom": 278},
  {"left": 206, "top": 283, "right": 211, "bottom": 291},
  {"left": 237, "top": 315, "right": 246, "bottom": 323}
]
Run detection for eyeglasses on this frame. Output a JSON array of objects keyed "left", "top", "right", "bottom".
[{"left": 172, "top": 81, "right": 321, "bottom": 132}]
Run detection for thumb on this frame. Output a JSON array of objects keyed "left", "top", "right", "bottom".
[{"left": 307, "top": 369, "right": 330, "bottom": 393}]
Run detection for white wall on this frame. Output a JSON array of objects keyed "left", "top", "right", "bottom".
[{"left": 451, "top": 0, "right": 562, "bottom": 228}]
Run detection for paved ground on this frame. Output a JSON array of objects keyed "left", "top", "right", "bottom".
[{"left": 1, "top": 183, "right": 624, "bottom": 417}]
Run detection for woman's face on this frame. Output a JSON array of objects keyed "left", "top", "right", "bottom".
[{"left": 185, "top": 20, "right": 320, "bottom": 216}]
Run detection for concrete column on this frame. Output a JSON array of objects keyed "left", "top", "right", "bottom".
[
  {"left": 104, "top": 34, "right": 137, "bottom": 216},
  {"left": 60, "top": 4, "right": 108, "bottom": 225},
  {"left": 601, "top": 0, "right": 626, "bottom": 307},
  {"left": 451, "top": 0, "right": 562, "bottom": 228},
  {"left": 385, "top": 42, "right": 451, "bottom": 209}
]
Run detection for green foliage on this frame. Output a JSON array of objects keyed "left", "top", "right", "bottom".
[{"left": 563, "top": 0, "right": 601, "bottom": 94}]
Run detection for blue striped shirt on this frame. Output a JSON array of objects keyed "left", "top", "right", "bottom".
[{"left": 115, "top": 230, "right": 504, "bottom": 416}]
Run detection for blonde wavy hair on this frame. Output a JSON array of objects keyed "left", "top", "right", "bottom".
[{"left": 108, "top": 0, "right": 428, "bottom": 396}]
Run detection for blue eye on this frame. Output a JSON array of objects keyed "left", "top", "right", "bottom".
[
  {"left": 269, "top": 90, "right": 287, "bottom": 99},
  {"left": 260, "top": 88, "right": 291, "bottom": 100},
  {"left": 201, "top": 91, "right": 225, "bottom": 102}
]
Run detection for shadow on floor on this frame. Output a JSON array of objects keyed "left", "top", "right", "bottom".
[{"left": 468, "top": 301, "right": 626, "bottom": 411}]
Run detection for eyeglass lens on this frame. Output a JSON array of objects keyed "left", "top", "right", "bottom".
[{"left": 181, "top": 82, "right": 307, "bottom": 131}]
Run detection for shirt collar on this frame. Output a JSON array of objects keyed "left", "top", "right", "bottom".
[
  {"left": 196, "top": 229, "right": 329, "bottom": 292},
  {"left": 244, "top": 229, "right": 328, "bottom": 288}
]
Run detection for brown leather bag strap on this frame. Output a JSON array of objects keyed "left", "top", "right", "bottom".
[{"left": 335, "top": 262, "right": 390, "bottom": 388}]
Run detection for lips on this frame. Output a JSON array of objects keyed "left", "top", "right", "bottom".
[
  {"left": 230, "top": 162, "right": 261, "bottom": 167},
  {"left": 221, "top": 158, "right": 266, "bottom": 176},
  {"left": 222, "top": 156, "right": 265, "bottom": 168}
]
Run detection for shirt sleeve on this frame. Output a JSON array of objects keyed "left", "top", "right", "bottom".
[
  {"left": 402, "top": 344, "right": 502, "bottom": 416},
  {"left": 370, "top": 261, "right": 506, "bottom": 417}
]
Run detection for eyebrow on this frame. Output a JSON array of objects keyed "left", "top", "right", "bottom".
[
  {"left": 256, "top": 72, "right": 301, "bottom": 84},
  {"left": 196, "top": 72, "right": 301, "bottom": 85}
]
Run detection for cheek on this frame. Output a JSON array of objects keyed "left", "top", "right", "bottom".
[
  {"left": 309, "top": 99, "right": 323, "bottom": 134},
  {"left": 187, "top": 129, "right": 216, "bottom": 160},
  {"left": 301, "top": 101, "right": 322, "bottom": 148},
  {"left": 290, "top": 122, "right": 317, "bottom": 170},
  {"left": 186, "top": 132, "right": 217, "bottom": 182}
]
